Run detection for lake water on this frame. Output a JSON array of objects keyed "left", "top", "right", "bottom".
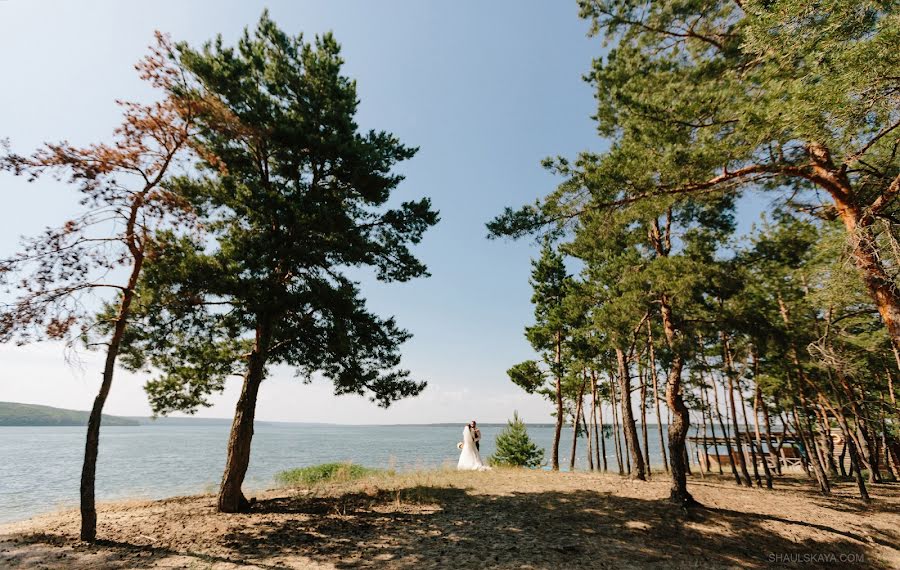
[{"left": 0, "top": 423, "right": 669, "bottom": 524}]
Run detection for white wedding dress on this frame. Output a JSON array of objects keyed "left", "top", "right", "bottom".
[{"left": 457, "top": 425, "right": 490, "bottom": 471}]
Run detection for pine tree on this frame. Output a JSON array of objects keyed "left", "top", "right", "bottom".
[
  {"left": 0, "top": 38, "right": 197, "bottom": 540},
  {"left": 120, "top": 13, "right": 438, "bottom": 513},
  {"left": 506, "top": 240, "right": 574, "bottom": 470},
  {"left": 490, "top": 412, "right": 545, "bottom": 468}
]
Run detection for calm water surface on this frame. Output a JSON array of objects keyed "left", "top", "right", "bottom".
[{"left": 0, "top": 423, "right": 668, "bottom": 523}]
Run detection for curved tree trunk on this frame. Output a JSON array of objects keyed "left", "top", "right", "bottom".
[
  {"left": 80, "top": 252, "right": 143, "bottom": 542},
  {"left": 218, "top": 319, "right": 272, "bottom": 513},
  {"left": 659, "top": 297, "right": 697, "bottom": 507}
]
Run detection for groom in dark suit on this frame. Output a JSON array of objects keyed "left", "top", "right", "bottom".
[{"left": 470, "top": 420, "right": 481, "bottom": 451}]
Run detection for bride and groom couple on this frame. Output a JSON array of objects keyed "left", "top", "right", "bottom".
[{"left": 457, "top": 420, "right": 491, "bottom": 471}]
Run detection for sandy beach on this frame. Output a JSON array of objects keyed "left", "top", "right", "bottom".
[{"left": 1, "top": 469, "right": 898, "bottom": 569}]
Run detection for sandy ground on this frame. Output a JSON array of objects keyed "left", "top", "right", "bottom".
[{"left": 1, "top": 470, "right": 898, "bottom": 569}]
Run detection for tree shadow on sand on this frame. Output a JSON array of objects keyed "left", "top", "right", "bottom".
[
  {"left": 221, "top": 486, "right": 889, "bottom": 569},
  {"left": 4, "top": 484, "right": 895, "bottom": 569}
]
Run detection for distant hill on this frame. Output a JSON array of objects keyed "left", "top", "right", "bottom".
[{"left": 0, "top": 402, "right": 139, "bottom": 427}]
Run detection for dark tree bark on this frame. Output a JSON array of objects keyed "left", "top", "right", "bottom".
[
  {"left": 750, "top": 360, "right": 774, "bottom": 488},
  {"left": 570, "top": 379, "right": 586, "bottom": 471},
  {"left": 609, "top": 368, "right": 625, "bottom": 475},
  {"left": 591, "top": 369, "right": 604, "bottom": 471},
  {"left": 659, "top": 297, "right": 697, "bottom": 507},
  {"left": 218, "top": 319, "right": 272, "bottom": 513},
  {"left": 617, "top": 348, "right": 645, "bottom": 480},
  {"left": 701, "top": 375, "right": 724, "bottom": 475},
  {"left": 80, "top": 265, "right": 141, "bottom": 541},
  {"left": 647, "top": 324, "right": 669, "bottom": 474},
  {"left": 738, "top": 380, "right": 762, "bottom": 488},
  {"left": 639, "top": 358, "right": 651, "bottom": 477},
  {"left": 551, "top": 332, "right": 563, "bottom": 471},
  {"left": 721, "top": 332, "right": 753, "bottom": 487},
  {"left": 706, "top": 356, "right": 741, "bottom": 485},
  {"left": 792, "top": 403, "right": 832, "bottom": 495}
]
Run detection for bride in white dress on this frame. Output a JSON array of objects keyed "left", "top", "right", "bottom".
[{"left": 457, "top": 423, "right": 490, "bottom": 471}]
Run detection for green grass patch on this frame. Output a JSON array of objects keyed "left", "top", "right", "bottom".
[{"left": 275, "top": 462, "right": 384, "bottom": 487}]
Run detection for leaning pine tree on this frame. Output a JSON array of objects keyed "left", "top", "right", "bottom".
[
  {"left": 0, "top": 41, "right": 197, "bottom": 540},
  {"left": 490, "top": 412, "right": 545, "bottom": 468},
  {"left": 120, "top": 13, "right": 439, "bottom": 513}
]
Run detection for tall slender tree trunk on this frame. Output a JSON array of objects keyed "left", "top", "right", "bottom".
[
  {"left": 639, "top": 358, "right": 651, "bottom": 478},
  {"left": 838, "top": 439, "right": 848, "bottom": 477},
  {"left": 551, "top": 332, "right": 563, "bottom": 471},
  {"left": 647, "top": 323, "right": 669, "bottom": 474},
  {"left": 583, "top": 370, "right": 594, "bottom": 471},
  {"left": 706, "top": 353, "right": 740, "bottom": 485},
  {"left": 824, "top": 399, "right": 870, "bottom": 501},
  {"left": 762, "top": 396, "right": 782, "bottom": 476},
  {"left": 880, "top": 391, "right": 900, "bottom": 479},
  {"left": 699, "top": 385, "right": 711, "bottom": 472},
  {"left": 817, "top": 406, "right": 839, "bottom": 478},
  {"left": 584, "top": 406, "right": 594, "bottom": 471},
  {"left": 218, "top": 318, "right": 273, "bottom": 513},
  {"left": 753, "top": 382, "right": 778, "bottom": 489},
  {"left": 609, "top": 371, "right": 624, "bottom": 475},
  {"left": 591, "top": 369, "right": 604, "bottom": 471},
  {"left": 617, "top": 348, "right": 645, "bottom": 480},
  {"left": 721, "top": 332, "right": 753, "bottom": 487},
  {"left": 659, "top": 297, "right": 696, "bottom": 507},
  {"left": 738, "top": 381, "right": 762, "bottom": 488},
  {"left": 80, "top": 252, "right": 143, "bottom": 542},
  {"left": 570, "top": 380, "right": 585, "bottom": 471},
  {"left": 833, "top": 370, "right": 881, "bottom": 483},
  {"left": 700, "top": 374, "right": 723, "bottom": 475},
  {"left": 792, "top": 402, "right": 831, "bottom": 495}
]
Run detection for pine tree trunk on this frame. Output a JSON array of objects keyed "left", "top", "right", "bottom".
[
  {"left": 811, "top": 147, "right": 900, "bottom": 361},
  {"left": 762, "top": 397, "right": 782, "bottom": 476},
  {"left": 793, "top": 403, "right": 831, "bottom": 495},
  {"left": 699, "top": 386, "right": 711, "bottom": 472},
  {"left": 583, "top": 370, "right": 594, "bottom": 471},
  {"left": 591, "top": 369, "right": 603, "bottom": 471},
  {"left": 829, "top": 404, "right": 869, "bottom": 501},
  {"left": 551, "top": 332, "right": 563, "bottom": 471},
  {"left": 218, "top": 319, "right": 272, "bottom": 513},
  {"left": 721, "top": 332, "right": 753, "bottom": 487},
  {"left": 608, "top": 370, "right": 624, "bottom": 475},
  {"left": 80, "top": 252, "right": 143, "bottom": 542},
  {"left": 817, "top": 407, "right": 839, "bottom": 478},
  {"left": 647, "top": 323, "right": 669, "bottom": 474},
  {"left": 570, "top": 381, "right": 585, "bottom": 471},
  {"left": 738, "top": 382, "right": 762, "bottom": 488},
  {"left": 838, "top": 439, "right": 848, "bottom": 478},
  {"left": 617, "top": 348, "right": 645, "bottom": 480},
  {"left": 752, "top": 384, "right": 774, "bottom": 488},
  {"left": 639, "top": 359, "right": 651, "bottom": 478},
  {"left": 659, "top": 297, "right": 696, "bottom": 507},
  {"left": 703, "top": 380, "right": 724, "bottom": 475},
  {"left": 709, "top": 362, "right": 741, "bottom": 485}
]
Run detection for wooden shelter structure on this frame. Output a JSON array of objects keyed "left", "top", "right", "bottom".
[{"left": 688, "top": 429, "right": 808, "bottom": 472}]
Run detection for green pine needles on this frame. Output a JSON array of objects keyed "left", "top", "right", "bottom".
[{"left": 490, "top": 412, "right": 545, "bottom": 468}]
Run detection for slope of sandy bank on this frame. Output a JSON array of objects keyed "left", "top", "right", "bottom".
[{"left": 1, "top": 470, "right": 898, "bottom": 569}]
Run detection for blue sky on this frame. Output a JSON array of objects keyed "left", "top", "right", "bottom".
[{"left": 0, "top": 1, "right": 768, "bottom": 423}]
